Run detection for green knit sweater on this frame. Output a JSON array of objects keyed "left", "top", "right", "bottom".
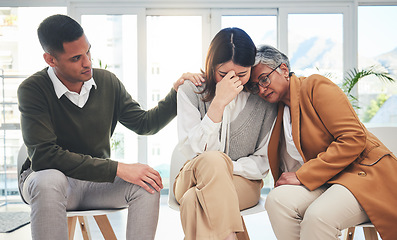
[{"left": 18, "top": 68, "right": 177, "bottom": 182}]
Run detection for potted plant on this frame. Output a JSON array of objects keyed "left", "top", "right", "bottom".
[{"left": 340, "top": 65, "right": 395, "bottom": 110}]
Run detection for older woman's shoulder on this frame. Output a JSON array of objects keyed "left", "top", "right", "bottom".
[
  {"left": 298, "top": 74, "right": 343, "bottom": 99},
  {"left": 299, "top": 73, "right": 331, "bottom": 82},
  {"left": 299, "top": 74, "right": 336, "bottom": 88}
]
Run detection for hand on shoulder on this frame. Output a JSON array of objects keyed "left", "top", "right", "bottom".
[{"left": 173, "top": 72, "right": 205, "bottom": 91}]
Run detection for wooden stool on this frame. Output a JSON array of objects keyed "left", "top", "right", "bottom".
[{"left": 67, "top": 208, "right": 126, "bottom": 240}]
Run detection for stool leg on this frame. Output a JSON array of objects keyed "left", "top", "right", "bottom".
[
  {"left": 68, "top": 216, "right": 77, "bottom": 240},
  {"left": 343, "top": 227, "right": 356, "bottom": 240},
  {"left": 236, "top": 216, "right": 250, "bottom": 240},
  {"left": 363, "top": 227, "right": 378, "bottom": 240},
  {"left": 94, "top": 214, "right": 117, "bottom": 240},
  {"left": 78, "top": 216, "right": 92, "bottom": 240}
]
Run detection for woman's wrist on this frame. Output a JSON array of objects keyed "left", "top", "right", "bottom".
[{"left": 207, "top": 99, "right": 226, "bottom": 123}]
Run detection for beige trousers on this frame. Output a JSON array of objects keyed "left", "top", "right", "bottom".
[
  {"left": 174, "top": 151, "right": 262, "bottom": 240},
  {"left": 265, "top": 184, "right": 370, "bottom": 240}
]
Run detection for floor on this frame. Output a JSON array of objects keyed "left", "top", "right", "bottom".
[{"left": 0, "top": 195, "right": 372, "bottom": 240}]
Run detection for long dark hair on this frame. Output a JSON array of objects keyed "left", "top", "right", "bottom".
[{"left": 200, "top": 27, "right": 256, "bottom": 102}]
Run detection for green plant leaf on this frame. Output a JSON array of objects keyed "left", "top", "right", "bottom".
[
  {"left": 340, "top": 65, "right": 395, "bottom": 110},
  {"left": 342, "top": 65, "right": 395, "bottom": 94}
]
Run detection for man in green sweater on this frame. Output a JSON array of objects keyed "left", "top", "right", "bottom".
[{"left": 17, "top": 14, "right": 202, "bottom": 240}]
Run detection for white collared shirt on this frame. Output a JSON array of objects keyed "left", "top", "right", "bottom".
[
  {"left": 280, "top": 105, "right": 304, "bottom": 172},
  {"left": 177, "top": 88, "right": 274, "bottom": 180},
  {"left": 178, "top": 90, "right": 250, "bottom": 157},
  {"left": 48, "top": 67, "right": 97, "bottom": 108}
]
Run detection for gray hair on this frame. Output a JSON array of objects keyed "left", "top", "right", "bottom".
[{"left": 254, "top": 45, "right": 291, "bottom": 73}]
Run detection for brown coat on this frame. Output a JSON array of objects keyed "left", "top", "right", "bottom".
[{"left": 268, "top": 74, "right": 397, "bottom": 240}]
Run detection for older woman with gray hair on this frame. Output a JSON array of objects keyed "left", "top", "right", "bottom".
[{"left": 246, "top": 45, "right": 397, "bottom": 240}]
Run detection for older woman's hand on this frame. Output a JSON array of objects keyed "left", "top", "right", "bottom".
[{"left": 275, "top": 172, "right": 302, "bottom": 187}]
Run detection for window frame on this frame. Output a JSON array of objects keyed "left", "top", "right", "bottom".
[
  {"left": 68, "top": 5, "right": 281, "bottom": 165},
  {"left": 1, "top": 1, "right": 397, "bottom": 202},
  {"left": 278, "top": 4, "right": 357, "bottom": 83}
]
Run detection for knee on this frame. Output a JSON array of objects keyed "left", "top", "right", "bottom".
[
  {"left": 265, "top": 186, "right": 287, "bottom": 209},
  {"left": 131, "top": 184, "right": 160, "bottom": 207},
  {"left": 198, "top": 151, "right": 229, "bottom": 162},
  {"left": 195, "top": 151, "right": 232, "bottom": 172},
  {"left": 29, "top": 169, "right": 68, "bottom": 197},
  {"left": 265, "top": 186, "right": 294, "bottom": 215}
]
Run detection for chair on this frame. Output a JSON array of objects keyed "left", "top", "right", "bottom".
[
  {"left": 66, "top": 209, "right": 123, "bottom": 240},
  {"left": 343, "top": 222, "right": 378, "bottom": 240},
  {"left": 17, "top": 144, "right": 126, "bottom": 240},
  {"left": 168, "top": 146, "right": 266, "bottom": 240},
  {"left": 343, "top": 126, "right": 397, "bottom": 240}
]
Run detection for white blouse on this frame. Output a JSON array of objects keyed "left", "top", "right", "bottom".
[
  {"left": 177, "top": 88, "right": 274, "bottom": 180},
  {"left": 280, "top": 105, "right": 304, "bottom": 172}
]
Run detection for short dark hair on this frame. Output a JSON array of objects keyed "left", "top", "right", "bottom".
[
  {"left": 37, "top": 14, "right": 84, "bottom": 56},
  {"left": 201, "top": 27, "right": 256, "bottom": 102}
]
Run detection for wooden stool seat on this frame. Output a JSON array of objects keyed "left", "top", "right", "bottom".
[
  {"left": 343, "top": 222, "right": 378, "bottom": 240},
  {"left": 67, "top": 208, "right": 126, "bottom": 240},
  {"left": 17, "top": 144, "right": 126, "bottom": 240}
]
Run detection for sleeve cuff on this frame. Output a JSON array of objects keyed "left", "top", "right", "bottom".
[
  {"left": 232, "top": 161, "right": 241, "bottom": 173},
  {"left": 201, "top": 114, "right": 221, "bottom": 135}
]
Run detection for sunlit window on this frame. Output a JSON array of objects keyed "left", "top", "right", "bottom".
[
  {"left": 82, "top": 15, "right": 139, "bottom": 163},
  {"left": 358, "top": 6, "right": 397, "bottom": 126},
  {"left": 2, "top": 3, "right": 392, "bottom": 201},
  {"left": 0, "top": 7, "right": 67, "bottom": 202},
  {"left": 288, "top": 14, "right": 343, "bottom": 83},
  {"left": 146, "top": 16, "right": 202, "bottom": 189},
  {"left": 0, "top": 7, "right": 66, "bottom": 75},
  {"left": 222, "top": 15, "right": 277, "bottom": 47}
]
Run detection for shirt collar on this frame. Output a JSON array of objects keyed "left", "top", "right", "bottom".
[{"left": 48, "top": 67, "right": 97, "bottom": 99}]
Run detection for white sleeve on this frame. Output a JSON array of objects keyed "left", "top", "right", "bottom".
[
  {"left": 232, "top": 117, "right": 276, "bottom": 180},
  {"left": 177, "top": 87, "right": 221, "bottom": 159}
]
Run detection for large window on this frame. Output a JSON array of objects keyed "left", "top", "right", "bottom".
[
  {"left": 288, "top": 13, "right": 343, "bottom": 83},
  {"left": 0, "top": 7, "right": 66, "bottom": 75},
  {"left": 358, "top": 6, "right": 397, "bottom": 126},
  {"left": 0, "top": 7, "right": 66, "bottom": 204},
  {"left": 146, "top": 15, "right": 203, "bottom": 189},
  {"left": 2, "top": 2, "right": 396, "bottom": 203},
  {"left": 221, "top": 15, "right": 277, "bottom": 47},
  {"left": 81, "top": 14, "right": 139, "bottom": 163}
]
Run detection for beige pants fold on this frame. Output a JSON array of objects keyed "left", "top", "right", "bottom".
[
  {"left": 265, "top": 184, "right": 370, "bottom": 240},
  {"left": 174, "top": 151, "right": 262, "bottom": 240}
]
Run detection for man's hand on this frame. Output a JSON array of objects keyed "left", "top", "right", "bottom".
[
  {"left": 275, "top": 172, "right": 302, "bottom": 187},
  {"left": 116, "top": 162, "right": 163, "bottom": 193},
  {"left": 173, "top": 72, "right": 205, "bottom": 91}
]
